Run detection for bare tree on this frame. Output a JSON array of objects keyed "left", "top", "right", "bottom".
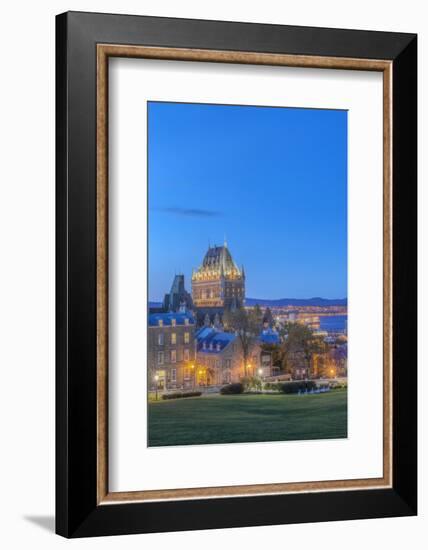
[
  {"left": 224, "top": 306, "right": 263, "bottom": 377},
  {"left": 282, "top": 323, "right": 326, "bottom": 378}
]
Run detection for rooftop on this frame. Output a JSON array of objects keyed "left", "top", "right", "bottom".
[
  {"left": 259, "top": 327, "right": 281, "bottom": 345},
  {"left": 195, "top": 327, "right": 236, "bottom": 354},
  {"left": 192, "top": 243, "right": 243, "bottom": 280},
  {"left": 148, "top": 311, "right": 195, "bottom": 327}
]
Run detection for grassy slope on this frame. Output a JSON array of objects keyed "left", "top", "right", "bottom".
[{"left": 148, "top": 390, "right": 347, "bottom": 447}]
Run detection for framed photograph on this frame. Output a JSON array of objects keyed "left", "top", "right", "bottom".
[{"left": 56, "top": 11, "right": 417, "bottom": 537}]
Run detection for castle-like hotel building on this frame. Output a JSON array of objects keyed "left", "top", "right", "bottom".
[
  {"left": 148, "top": 241, "right": 347, "bottom": 391},
  {"left": 191, "top": 242, "right": 245, "bottom": 310},
  {"left": 149, "top": 242, "right": 281, "bottom": 390}
]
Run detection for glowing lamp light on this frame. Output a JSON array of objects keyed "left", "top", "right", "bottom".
[{"left": 154, "top": 374, "right": 159, "bottom": 382}]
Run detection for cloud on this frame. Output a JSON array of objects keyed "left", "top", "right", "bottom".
[{"left": 155, "top": 207, "right": 223, "bottom": 218}]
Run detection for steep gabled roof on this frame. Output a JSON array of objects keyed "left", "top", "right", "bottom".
[
  {"left": 193, "top": 243, "right": 243, "bottom": 279},
  {"left": 258, "top": 327, "right": 280, "bottom": 345},
  {"left": 195, "top": 327, "right": 236, "bottom": 354}
]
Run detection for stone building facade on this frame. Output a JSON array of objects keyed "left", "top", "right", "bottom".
[
  {"left": 250, "top": 327, "right": 281, "bottom": 378},
  {"left": 195, "top": 327, "right": 243, "bottom": 384},
  {"left": 195, "top": 325, "right": 282, "bottom": 384},
  {"left": 148, "top": 310, "right": 196, "bottom": 391}
]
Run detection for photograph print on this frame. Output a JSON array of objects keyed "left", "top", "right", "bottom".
[{"left": 147, "top": 101, "right": 348, "bottom": 447}]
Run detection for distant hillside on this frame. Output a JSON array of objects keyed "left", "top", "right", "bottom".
[
  {"left": 150, "top": 298, "right": 347, "bottom": 309},
  {"left": 245, "top": 297, "right": 347, "bottom": 307}
]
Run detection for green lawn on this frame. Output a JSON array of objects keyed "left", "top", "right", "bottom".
[{"left": 148, "top": 390, "right": 347, "bottom": 447}]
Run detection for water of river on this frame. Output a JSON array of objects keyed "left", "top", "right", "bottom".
[{"left": 319, "top": 314, "right": 347, "bottom": 333}]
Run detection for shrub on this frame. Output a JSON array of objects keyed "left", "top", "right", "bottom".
[
  {"left": 263, "top": 382, "right": 282, "bottom": 392},
  {"left": 330, "top": 382, "right": 347, "bottom": 390},
  {"left": 281, "top": 380, "right": 317, "bottom": 394},
  {"left": 220, "top": 383, "right": 244, "bottom": 395},
  {"left": 241, "top": 376, "right": 262, "bottom": 392},
  {"left": 162, "top": 391, "right": 202, "bottom": 400}
]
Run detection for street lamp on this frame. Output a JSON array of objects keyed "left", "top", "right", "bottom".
[
  {"left": 258, "top": 368, "right": 263, "bottom": 390},
  {"left": 191, "top": 364, "right": 195, "bottom": 389},
  {"left": 154, "top": 374, "right": 159, "bottom": 401}
]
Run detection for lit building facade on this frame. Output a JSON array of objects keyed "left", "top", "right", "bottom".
[
  {"left": 148, "top": 310, "right": 196, "bottom": 391},
  {"left": 191, "top": 243, "right": 245, "bottom": 311},
  {"left": 195, "top": 325, "right": 282, "bottom": 384},
  {"left": 195, "top": 327, "right": 243, "bottom": 384}
]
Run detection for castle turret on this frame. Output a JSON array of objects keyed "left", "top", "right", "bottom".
[
  {"left": 191, "top": 242, "right": 245, "bottom": 310},
  {"left": 163, "top": 274, "right": 193, "bottom": 312}
]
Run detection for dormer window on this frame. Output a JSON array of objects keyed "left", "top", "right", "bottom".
[
  {"left": 171, "top": 318, "right": 176, "bottom": 327},
  {"left": 216, "top": 343, "right": 221, "bottom": 351},
  {"left": 203, "top": 342, "right": 206, "bottom": 350},
  {"left": 184, "top": 318, "right": 189, "bottom": 326},
  {"left": 158, "top": 319, "right": 163, "bottom": 327},
  {"left": 209, "top": 343, "right": 213, "bottom": 350}
]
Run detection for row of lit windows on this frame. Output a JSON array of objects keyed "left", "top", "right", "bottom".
[
  {"left": 157, "top": 348, "right": 191, "bottom": 364},
  {"left": 199, "top": 357, "right": 232, "bottom": 369},
  {"left": 157, "top": 318, "right": 190, "bottom": 327},
  {"left": 192, "top": 289, "right": 243, "bottom": 299},
  {"left": 193, "top": 289, "right": 221, "bottom": 299},
  {"left": 157, "top": 332, "right": 190, "bottom": 346},
  {"left": 192, "top": 271, "right": 241, "bottom": 279}
]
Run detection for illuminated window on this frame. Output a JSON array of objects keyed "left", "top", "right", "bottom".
[
  {"left": 184, "top": 318, "right": 189, "bottom": 325},
  {"left": 184, "top": 332, "right": 190, "bottom": 344},
  {"left": 158, "top": 319, "right": 163, "bottom": 327},
  {"left": 171, "top": 318, "right": 176, "bottom": 327},
  {"left": 223, "top": 371, "right": 231, "bottom": 384},
  {"left": 171, "top": 332, "right": 177, "bottom": 345}
]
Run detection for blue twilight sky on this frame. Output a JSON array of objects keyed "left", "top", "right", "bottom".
[{"left": 148, "top": 101, "right": 347, "bottom": 302}]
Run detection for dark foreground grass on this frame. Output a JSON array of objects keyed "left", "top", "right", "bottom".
[{"left": 148, "top": 390, "right": 347, "bottom": 446}]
